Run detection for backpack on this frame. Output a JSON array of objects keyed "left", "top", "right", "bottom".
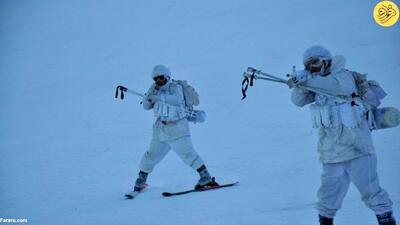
[
  {"left": 173, "top": 80, "right": 200, "bottom": 107},
  {"left": 351, "top": 71, "right": 387, "bottom": 109},
  {"left": 351, "top": 71, "right": 400, "bottom": 130}
]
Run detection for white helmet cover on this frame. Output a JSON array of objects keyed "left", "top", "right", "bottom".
[
  {"left": 151, "top": 64, "right": 171, "bottom": 79},
  {"left": 303, "top": 46, "right": 332, "bottom": 75},
  {"left": 303, "top": 45, "right": 332, "bottom": 64}
]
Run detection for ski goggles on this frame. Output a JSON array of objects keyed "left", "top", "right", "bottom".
[
  {"left": 153, "top": 75, "right": 166, "bottom": 82},
  {"left": 304, "top": 57, "right": 323, "bottom": 71}
]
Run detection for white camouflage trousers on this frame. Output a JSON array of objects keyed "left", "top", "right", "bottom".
[
  {"left": 139, "top": 136, "right": 204, "bottom": 173},
  {"left": 317, "top": 154, "right": 393, "bottom": 218}
]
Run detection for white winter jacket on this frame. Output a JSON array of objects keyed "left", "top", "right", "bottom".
[
  {"left": 142, "top": 80, "right": 190, "bottom": 142},
  {"left": 291, "top": 64, "right": 375, "bottom": 163}
]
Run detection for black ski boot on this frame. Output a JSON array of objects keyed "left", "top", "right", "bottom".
[
  {"left": 377, "top": 211, "right": 397, "bottom": 225},
  {"left": 194, "top": 165, "right": 219, "bottom": 190},
  {"left": 319, "top": 215, "right": 333, "bottom": 225},
  {"left": 133, "top": 171, "right": 148, "bottom": 192}
]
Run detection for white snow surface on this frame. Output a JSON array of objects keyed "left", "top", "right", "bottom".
[{"left": 0, "top": 0, "right": 399, "bottom": 224}]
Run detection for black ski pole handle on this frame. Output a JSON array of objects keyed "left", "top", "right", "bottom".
[
  {"left": 115, "top": 85, "right": 128, "bottom": 99},
  {"left": 250, "top": 71, "right": 255, "bottom": 86},
  {"left": 115, "top": 86, "right": 120, "bottom": 99},
  {"left": 241, "top": 76, "right": 249, "bottom": 100},
  {"left": 241, "top": 69, "right": 257, "bottom": 100}
]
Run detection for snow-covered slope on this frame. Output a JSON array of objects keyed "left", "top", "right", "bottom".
[{"left": 0, "top": 0, "right": 399, "bottom": 224}]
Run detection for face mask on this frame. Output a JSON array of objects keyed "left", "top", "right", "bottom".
[{"left": 153, "top": 75, "right": 168, "bottom": 87}]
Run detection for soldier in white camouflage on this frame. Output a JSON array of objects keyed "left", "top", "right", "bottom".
[
  {"left": 289, "top": 46, "right": 396, "bottom": 225},
  {"left": 126, "top": 65, "right": 218, "bottom": 197}
]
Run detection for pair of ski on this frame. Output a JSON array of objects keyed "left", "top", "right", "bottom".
[{"left": 125, "top": 181, "right": 238, "bottom": 199}]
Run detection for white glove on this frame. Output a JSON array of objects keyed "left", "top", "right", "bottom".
[
  {"left": 147, "top": 84, "right": 158, "bottom": 95},
  {"left": 147, "top": 94, "right": 160, "bottom": 103},
  {"left": 287, "top": 70, "right": 311, "bottom": 89},
  {"left": 145, "top": 84, "right": 159, "bottom": 103},
  {"left": 287, "top": 77, "right": 300, "bottom": 89}
]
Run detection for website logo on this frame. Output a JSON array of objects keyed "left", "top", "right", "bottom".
[{"left": 374, "top": 1, "right": 399, "bottom": 27}]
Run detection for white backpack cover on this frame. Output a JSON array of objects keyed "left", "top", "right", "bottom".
[
  {"left": 333, "top": 55, "right": 399, "bottom": 130},
  {"left": 172, "top": 80, "right": 205, "bottom": 123},
  {"left": 174, "top": 80, "right": 200, "bottom": 107},
  {"left": 351, "top": 70, "right": 400, "bottom": 130}
]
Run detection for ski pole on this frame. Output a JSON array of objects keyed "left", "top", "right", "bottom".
[
  {"left": 115, "top": 85, "right": 144, "bottom": 100},
  {"left": 241, "top": 67, "right": 360, "bottom": 105},
  {"left": 126, "top": 89, "right": 144, "bottom": 97},
  {"left": 245, "top": 67, "right": 288, "bottom": 83},
  {"left": 242, "top": 67, "right": 287, "bottom": 100},
  {"left": 114, "top": 85, "right": 204, "bottom": 121}
]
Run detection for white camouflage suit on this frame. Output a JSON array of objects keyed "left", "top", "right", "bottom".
[
  {"left": 291, "top": 47, "right": 394, "bottom": 219},
  {"left": 139, "top": 65, "right": 204, "bottom": 174}
]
